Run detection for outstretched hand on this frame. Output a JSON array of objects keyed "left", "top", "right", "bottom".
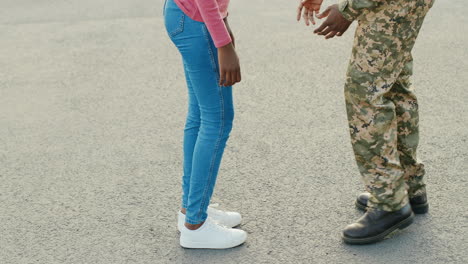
[
  {"left": 297, "top": 0, "right": 324, "bottom": 26},
  {"left": 314, "top": 4, "right": 352, "bottom": 39}
]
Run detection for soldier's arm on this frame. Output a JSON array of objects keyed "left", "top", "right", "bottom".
[{"left": 338, "top": 0, "right": 385, "bottom": 21}]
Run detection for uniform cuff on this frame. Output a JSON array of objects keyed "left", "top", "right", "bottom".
[{"left": 338, "top": 0, "right": 360, "bottom": 21}]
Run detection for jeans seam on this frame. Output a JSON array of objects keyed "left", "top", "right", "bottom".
[
  {"left": 197, "top": 93, "right": 224, "bottom": 222},
  {"left": 201, "top": 24, "right": 219, "bottom": 74},
  {"left": 195, "top": 28, "right": 224, "bottom": 222}
]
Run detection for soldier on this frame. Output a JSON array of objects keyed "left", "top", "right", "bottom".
[{"left": 298, "top": 0, "right": 433, "bottom": 244}]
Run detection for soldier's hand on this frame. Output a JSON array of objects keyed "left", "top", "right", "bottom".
[
  {"left": 314, "top": 4, "right": 352, "bottom": 39},
  {"left": 297, "top": 0, "right": 324, "bottom": 26}
]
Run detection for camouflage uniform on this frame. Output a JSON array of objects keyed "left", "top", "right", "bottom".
[{"left": 338, "top": 0, "right": 434, "bottom": 211}]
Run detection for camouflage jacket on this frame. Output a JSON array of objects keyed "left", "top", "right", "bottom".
[{"left": 338, "top": 0, "right": 435, "bottom": 22}]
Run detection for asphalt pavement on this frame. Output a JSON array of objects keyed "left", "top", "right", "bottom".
[{"left": 1, "top": 0, "right": 467, "bottom": 263}]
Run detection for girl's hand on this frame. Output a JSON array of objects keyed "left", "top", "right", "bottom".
[
  {"left": 218, "top": 43, "right": 241, "bottom": 87},
  {"left": 297, "top": 0, "right": 324, "bottom": 26}
]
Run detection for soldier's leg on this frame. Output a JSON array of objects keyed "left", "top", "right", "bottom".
[
  {"left": 352, "top": 0, "right": 433, "bottom": 212},
  {"left": 345, "top": 21, "right": 409, "bottom": 212},
  {"left": 342, "top": 0, "right": 434, "bottom": 244},
  {"left": 386, "top": 2, "right": 431, "bottom": 197},
  {"left": 387, "top": 57, "right": 426, "bottom": 198}
]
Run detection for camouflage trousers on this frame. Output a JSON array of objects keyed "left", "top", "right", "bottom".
[{"left": 345, "top": 0, "right": 433, "bottom": 211}]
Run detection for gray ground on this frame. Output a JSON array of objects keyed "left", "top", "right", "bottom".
[{"left": 1, "top": 0, "right": 467, "bottom": 263}]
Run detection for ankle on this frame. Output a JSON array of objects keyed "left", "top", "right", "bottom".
[{"left": 185, "top": 221, "right": 204, "bottom": 230}]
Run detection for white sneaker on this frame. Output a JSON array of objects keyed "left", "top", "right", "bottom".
[
  {"left": 180, "top": 218, "right": 247, "bottom": 249},
  {"left": 177, "top": 204, "right": 242, "bottom": 232}
]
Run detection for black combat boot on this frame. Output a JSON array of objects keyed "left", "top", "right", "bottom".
[
  {"left": 342, "top": 203, "right": 414, "bottom": 245},
  {"left": 355, "top": 192, "right": 429, "bottom": 214}
]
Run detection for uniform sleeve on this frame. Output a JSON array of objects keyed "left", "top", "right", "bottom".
[
  {"left": 338, "top": 0, "right": 386, "bottom": 21},
  {"left": 194, "top": 0, "right": 232, "bottom": 48}
]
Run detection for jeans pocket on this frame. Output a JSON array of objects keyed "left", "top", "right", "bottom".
[{"left": 165, "top": 10, "right": 185, "bottom": 37}]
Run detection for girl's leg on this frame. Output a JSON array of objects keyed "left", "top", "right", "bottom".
[
  {"left": 186, "top": 88, "right": 233, "bottom": 225},
  {"left": 181, "top": 61, "right": 201, "bottom": 210},
  {"left": 184, "top": 35, "right": 234, "bottom": 224},
  {"left": 178, "top": 25, "right": 234, "bottom": 225},
  {"left": 164, "top": 0, "right": 203, "bottom": 214},
  {"left": 165, "top": 1, "right": 246, "bottom": 249},
  {"left": 165, "top": 2, "right": 234, "bottom": 225}
]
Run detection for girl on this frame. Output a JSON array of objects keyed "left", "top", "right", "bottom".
[{"left": 163, "top": 0, "right": 247, "bottom": 249}]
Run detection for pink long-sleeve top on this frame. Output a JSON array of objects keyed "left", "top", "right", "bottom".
[{"left": 174, "top": 0, "right": 232, "bottom": 48}]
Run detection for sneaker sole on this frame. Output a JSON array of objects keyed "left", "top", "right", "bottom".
[
  {"left": 355, "top": 201, "right": 429, "bottom": 215},
  {"left": 178, "top": 223, "right": 241, "bottom": 233},
  {"left": 342, "top": 213, "right": 415, "bottom": 245},
  {"left": 180, "top": 239, "right": 246, "bottom": 249}
]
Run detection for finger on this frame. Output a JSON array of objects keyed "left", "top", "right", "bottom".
[
  {"left": 309, "top": 10, "right": 315, "bottom": 25},
  {"left": 317, "top": 7, "right": 331, "bottom": 19},
  {"left": 325, "top": 31, "right": 338, "bottom": 39},
  {"left": 303, "top": 8, "right": 310, "bottom": 26},
  {"left": 314, "top": 21, "right": 329, "bottom": 34},
  {"left": 237, "top": 70, "right": 241, "bottom": 84},
  {"left": 307, "top": 10, "right": 313, "bottom": 27},
  {"left": 336, "top": 31, "right": 343, "bottom": 37},
  {"left": 233, "top": 69, "right": 240, "bottom": 83},
  {"left": 225, "top": 70, "right": 233, "bottom": 87},
  {"left": 230, "top": 71, "right": 237, "bottom": 86},
  {"left": 318, "top": 26, "right": 334, "bottom": 36},
  {"left": 297, "top": 3, "right": 304, "bottom": 21},
  {"left": 219, "top": 69, "right": 226, "bottom": 86},
  {"left": 231, "top": 70, "right": 238, "bottom": 86}
]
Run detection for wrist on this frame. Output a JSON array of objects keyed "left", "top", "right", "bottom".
[{"left": 218, "top": 42, "right": 234, "bottom": 51}]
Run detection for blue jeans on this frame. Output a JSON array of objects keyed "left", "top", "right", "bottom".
[{"left": 164, "top": 0, "right": 234, "bottom": 225}]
